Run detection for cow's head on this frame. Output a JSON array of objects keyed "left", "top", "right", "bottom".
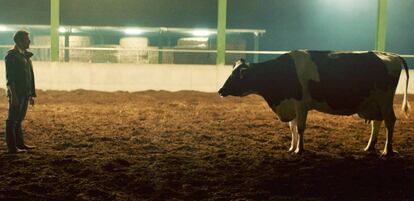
[{"left": 218, "top": 59, "right": 254, "bottom": 97}]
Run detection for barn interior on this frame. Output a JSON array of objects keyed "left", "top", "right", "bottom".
[{"left": 0, "top": 1, "right": 413, "bottom": 200}]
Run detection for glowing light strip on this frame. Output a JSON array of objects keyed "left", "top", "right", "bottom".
[{"left": 0, "top": 45, "right": 413, "bottom": 58}]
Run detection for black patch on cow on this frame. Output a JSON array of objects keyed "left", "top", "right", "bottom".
[
  {"left": 307, "top": 51, "right": 397, "bottom": 111},
  {"left": 250, "top": 53, "right": 303, "bottom": 107}
]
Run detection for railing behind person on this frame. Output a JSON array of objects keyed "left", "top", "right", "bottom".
[{"left": 0, "top": 45, "right": 413, "bottom": 66}]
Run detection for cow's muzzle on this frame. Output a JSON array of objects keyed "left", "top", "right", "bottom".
[{"left": 218, "top": 88, "right": 228, "bottom": 97}]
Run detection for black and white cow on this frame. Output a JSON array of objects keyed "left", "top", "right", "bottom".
[{"left": 219, "top": 50, "right": 410, "bottom": 156}]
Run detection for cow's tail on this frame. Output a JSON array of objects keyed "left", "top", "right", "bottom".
[{"left": 400, "top": 56, "right": 410, "bottom": 117}]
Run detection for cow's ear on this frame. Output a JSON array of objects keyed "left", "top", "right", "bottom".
[
  {"left": 234, "top": 59, "right": 245, "bottom": 68},
  {"left": 240, "top": 68, "right": 248, "bottom": 79}
]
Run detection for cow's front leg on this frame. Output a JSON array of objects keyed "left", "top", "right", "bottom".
[
  {"left": 364, "top": 120, "right": 382, "bottom": 153},
  {"left": 288, "top": 119, "right": 298, "bottom": 152},
  {"left": 295, "top": 110, "right": 308, "bottom": 154}
]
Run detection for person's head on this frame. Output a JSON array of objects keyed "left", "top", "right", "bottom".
[{"left": 13, "top": 30, "right": 30, "bottom": 50}]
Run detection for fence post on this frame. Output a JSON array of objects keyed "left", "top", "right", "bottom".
[
  {"left": 158, "top": 29, "right": 164, "bottom": 64},
  {"left": 51, "top": 0, "right": 60, "bottom": 61},
  {"left": 216, "top": 0, "right": 227, "bottom": 65},
  {"left": 64, "top": 32, "right": 69, "bottom": 62},
  {"left": 375, "top": 0, "right": 388, "bottom": 51},
  {"left": 253, "top": 32, "right": 260, "bottom": 63}
]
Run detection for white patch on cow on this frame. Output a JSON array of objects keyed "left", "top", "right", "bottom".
[
  {"left": 374, "top": 52, "right": 402, "bottom": 77},
  {"left": 271, "top": 99, "right": 296, "bottom": 122},
  {"left": 289, "top": 50, "right": 320, "bottom": 101},
  {"left": 376, "top": 52, "right": 410, "bottom": 117},
  {"left": 329, "top": 51, "right": 369, "bottom": 55}
]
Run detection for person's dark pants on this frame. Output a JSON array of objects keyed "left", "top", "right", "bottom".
[
  {"left": 7, "top": 97, "right": 29, "bottom": 122},
  {"left": 5, "top": 97, "right": 29, "bottom": 152}
]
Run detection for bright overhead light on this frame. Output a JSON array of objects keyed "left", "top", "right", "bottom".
[
  {"left": 80, "top": 26, "right": 95, "bottom": 31},
  {"left": 0, "top": 25, "right": 10, "bottom": 32},
  {"left": 124, "top": 28, "right": 143, "bottom": 35},
  {"left": 183, "top": 37, "right": 209, "bottom": 42},
  {"left": 58, "top": 27, "right": 67, "bottom": 33},
  {"left": 192, "top": 29, "right": 212, "bottom": 37}
]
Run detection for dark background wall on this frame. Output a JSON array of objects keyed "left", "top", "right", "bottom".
[{"left": 0, "top": 0, "right": 413, "bottom": 62}]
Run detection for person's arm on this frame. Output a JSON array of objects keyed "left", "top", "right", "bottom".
[
  {"left": 7, "top": 84, "right": 19, "bottom": 106},
  {"left": 5, "top": 55, "right": 19, "bottom": 106},
  {"left": 29, "top": 61, "right": 36, "bottom": 98},
  {"left": 28, "top": 60, "right": 36, "bottom": 106}
]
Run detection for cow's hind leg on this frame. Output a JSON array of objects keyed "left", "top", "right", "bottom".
[
  {"left": 364, "top": 120, "right": 382, "bottom": 153},
  {"left": 381, "top": 107, "right": 398, "bottom": 157},
  {"left": 288, "top": 119, "right": 298, "bottom": 152}
]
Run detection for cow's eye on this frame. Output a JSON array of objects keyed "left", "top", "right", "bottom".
[{"left": 240, "top": 68, "right": 247, "bottom": 79}]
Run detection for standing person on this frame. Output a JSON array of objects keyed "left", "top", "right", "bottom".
[{"left": 4, "top": 30, "right": 36, "bottom": 153}]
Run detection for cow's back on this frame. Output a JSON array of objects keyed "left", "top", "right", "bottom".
[{"left": 290, "top": 50, "right": 402, "bottom": 115}]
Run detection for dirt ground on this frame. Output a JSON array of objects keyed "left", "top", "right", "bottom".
[{"left": 0, "top": 90, "right": 413, "bottom": 201}]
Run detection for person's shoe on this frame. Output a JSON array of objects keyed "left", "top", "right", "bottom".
[
  {"left": 17, "top": 144, "right": 36, "bottom": 150},
  {"left": 15, "top": 122, "right": 36, "bottom": 150},
  {"left": 5, "top": 120, "right": 22, "bottom": 154},
  {"left": 7, "top": 147, "right": 27, "bottom": 154}
]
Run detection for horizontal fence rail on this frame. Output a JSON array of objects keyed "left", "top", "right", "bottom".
[{"left": 1, "top": 45, "right": 413, "bottom": 64}]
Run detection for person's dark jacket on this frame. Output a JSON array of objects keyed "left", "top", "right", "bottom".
[{"left": 4, "top": 48, "right": 36, "bottom": 99}]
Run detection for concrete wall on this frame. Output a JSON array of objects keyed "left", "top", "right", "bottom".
[
  {"left": 0, "top": 62, "right": 232, "bottom": 92},
  {"left": 0, "top": 61, "right": 412, "bottom": 94}
]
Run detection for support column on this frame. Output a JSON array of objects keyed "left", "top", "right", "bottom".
[
  {"left": 51, "top": 0, "right": 60, "bottom": 61},
  {"left": 375, "top": 0, "right": 388, "bottom": 51},
  {"left": 158, "top": 30, "right": 164, "bottom": 64},
  {"left": 64, "top": 32, "right": 69, "bottom": 62},
  {"left": 253, "top": 32, "right": 260, "bottom": 63},
  {"left": 216, "top": 0, "right": 227, "bottom": 65}
]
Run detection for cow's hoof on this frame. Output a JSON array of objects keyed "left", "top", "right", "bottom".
[
  {"left": 294, "top": 149, "right": 303, "bottom": 155},
  {"left": 380, "top": 150, "right": 400, "bottom": 158},
  {"left": 288, "top": 147, "right": 295, "bottom": 153},
  {"left": 364, "top": 146, "right": 376, "bottom": 154}
]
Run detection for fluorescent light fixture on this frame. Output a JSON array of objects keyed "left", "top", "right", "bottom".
[
  {"left": 192, "top": 29, "right": 212, "bottom": 37},
  {"left": 79, "top": 26, "right": 95, "bottom": 31},
  {"left": 182, "top": 37, "right": 209, "bottom": 42},
  {"left": 0, "top": 25, "right": 10, "bottom": 32},
  {"left": 71, "top": 28, "right": 79, "bottom": 33},
  {"left": 58, "top": 27, "right": 67, "bottom": 33},
  {"left": 124, "top": 28, "right": 143, "bottom": 35}
]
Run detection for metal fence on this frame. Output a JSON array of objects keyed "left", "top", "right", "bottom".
[{"left": 1, "top": 45, "right": 414, "bottom": 66}]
